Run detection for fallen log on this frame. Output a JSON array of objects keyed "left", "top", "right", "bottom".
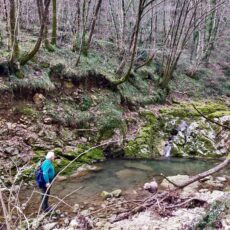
[
  {"left": 165, "top": 197, "right": 207, "bottom": 209},
  {"left": 170, "top": 155, "right": 230, "bottom": 189}
]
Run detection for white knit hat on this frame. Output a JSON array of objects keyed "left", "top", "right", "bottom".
[{"left": 46, "top": 151, "right": 55, "bottom": 160}]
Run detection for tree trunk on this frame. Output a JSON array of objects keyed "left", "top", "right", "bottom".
[
  {"left": 44, "top": 0, "right": 53, "bottom": 51},
  {"left": 113, "top": 0, "right": 144, "bottom": 85},
  {"left": 20, "top": 0, "right": 51, "bottom": 65},
  {"left": 86, "top": 0, "right": 103, "bottom": 51},
  {"left": 9, "top": 0, "right": 20, "bottom": 64},
  {"left": 51, "top": 0, "right": 57, "bottom": 45},
  {"left": 3, "top": 0, "right": 10, "bottom": 50}
]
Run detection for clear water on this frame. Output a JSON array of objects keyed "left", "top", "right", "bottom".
[{"left": 23, "top": 158, "right": 229, "bottom": 212}]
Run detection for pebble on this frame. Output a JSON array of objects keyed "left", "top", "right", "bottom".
[
  {"left": 73, "top": 204, "right": 80, "bottom": 213},
  {"left": 95, "top": 221, "right": 104, "bottom": 227},
  {"left": 81, "top": 209, "right": 90, "bottom": 216},
  {"left": 89, "top": 207, "right": 95, "bottom": 211},
  {"left": 69, "top": 219, "right": 78, "bottom": 227},
  {"left": 216, "top": 176, "right": 227, "bottom": 182},
  {"left": 55, "top": 209, "right": 61, "bottom": 215},
  {"left": 64, "top": 218, "right": 70, "bottom": 225},
  {"left": 43, "top": 222, "right": 57, "bottom": 230}
]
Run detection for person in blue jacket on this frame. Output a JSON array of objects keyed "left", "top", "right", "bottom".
[{"left": 41, "top": 151, "right": 56, "bottom": 212}]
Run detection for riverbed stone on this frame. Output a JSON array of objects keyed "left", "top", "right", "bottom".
[
  {"left": 221, "top": 214, "right": 230, "bottom": 228},
  {"left": 216, "top": 176, "right": 227, "bottom": 182},
  {"left": 111, "top": 208, "right": 206, "bottom": 230},
  {"left": 81, "top": 209, "right": 90, "bottom": 216},
  {"left": 195, "top": 190, "right": 227, "bottom": 204},
  {"left": 160, "top": 175, "right": 200, "bottom": 191},
  {"left": 111, "top": 189, "right": 122, "bottom": 198},
  {"left": 204, "top": 179, "right": 224, "bottom": 189},
  {"left": 101, "top": 191, "right": 112, "bottom": 199},
  {"left": 43, "top": 222, "right": 57, "bottom": 230},
  {"left": 70, "top": 164, "right": 102, "bottom": 178},
  {"left": 73, "top": 204, "right": 80, "bottom": 213},
  {"left": 69, "top": 219, "right": 78, "bottom": 227}
]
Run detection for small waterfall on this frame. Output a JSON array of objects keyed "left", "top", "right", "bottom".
[
  {"left": 164, "top": 142, "right": 172, "bottom": 157},
  {"left": 164, "top": 120, "right": 188, "bottom": 157}
]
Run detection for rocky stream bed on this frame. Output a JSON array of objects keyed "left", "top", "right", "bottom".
[{"left": 0, "top": 98, "right": 230, "bottom": 229}]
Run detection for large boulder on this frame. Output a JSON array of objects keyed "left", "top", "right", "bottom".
[{"left": 160, "top": 175, "right": 201, "bottom": 195}]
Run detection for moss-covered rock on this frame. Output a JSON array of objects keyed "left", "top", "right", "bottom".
[
  {"left": 171, "top": 143, "right": 184, "bottom": 157},
  {"left": 54, "top": 158, "right": 82, "bottom": 175},
  {"left": 124, "top": 111, "right": 161, "bottom": 158},
  {"left": 125, "top": 101, "right": 229, "bottom": 159},
  {"left": 208, "top": 110, "right": 230, "bottom": 119},
  {"left": 14, "top": 103, "right": 38, "bottom": 118},
  {"left": 139, "top": 110, "right": 158, "bottom": 125},
  {"left": 97, "top": 103, "right": 125, "bottom": 140},
  {"left": 159, "top": 101, "right": 228, "bottom": 119}
]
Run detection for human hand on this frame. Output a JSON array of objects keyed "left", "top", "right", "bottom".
[{"left": 46, "top": 183, "right": 51, "bottom": 188}]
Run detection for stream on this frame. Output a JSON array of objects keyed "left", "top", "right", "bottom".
[{"left": 22, "top": 158, "right": 229, "bottom": 213}]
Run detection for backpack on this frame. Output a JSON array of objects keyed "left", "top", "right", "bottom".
[{"left": 35, "top": 165, "right": 46, "bottom": 189}]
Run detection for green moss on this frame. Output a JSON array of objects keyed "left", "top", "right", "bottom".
[
  {"left": 80, "top": 94, "right": 93, "bottom": 111},
  {"left": 79, "top": 148, "right": 105, "bottom": 163},
  {"left": 97, "top": 103, "right": 125, "bottom": 140},
  {"left": 54, "top": 148, "right": 62, "bottom": 156},
  {"left": 124, "top": 125, "right": 159, "bottom": 158},
  {"left": 40, "top": 61, "right": 50, "bottom": 68},
  {"left": 18, "top": 167, "right": 36, "bottom": 182},
  {"left": 159, "top": 101, "right": 228, "bottom": 119},
  {"left": 54, "top": 158, "right": 82, "bottom": 175},
  {"left": 61, "top": 145, "right": 104, "bottom": 163},
  {"left": 171, "top": 144, "right": 184, "bottom": 157},
  {"left": 44, "top": 101, "right": 94, "bottom": 128},
  {"left": 32, "top": 149, "right": 46, "bottom": 162},
  {"left": 14, "top": 104, "right": 38, "bottom": 118},
  {"left": 9, "top": 70, "right": 55, "bottom": 92},
  {"left": 208, "top": 110, "right": 230, "bottom": 119},
  {"left": 197, "top": 201, "right": 228, "bottom": 229},
  {"left": 139, "top": 110, "right": 158, "bottom": 125}
]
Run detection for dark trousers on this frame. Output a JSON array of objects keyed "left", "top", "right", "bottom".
[{"left": 41, "top": 187, "right": 50, "bottom": 211}]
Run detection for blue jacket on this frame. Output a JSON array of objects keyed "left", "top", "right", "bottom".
[{"left": 41, "top": 159, "right": 55, "bottom": 184}]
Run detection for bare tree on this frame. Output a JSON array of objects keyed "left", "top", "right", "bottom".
[
  {"left": 113, "top": 0, "right": 157, "bottom": 85},
  {"left": 9, "top": 0, "right": 20, "bottom": 64},
  {"left": 20, "top": 0, "right": 51, "bottom": 65},
  {"left": 159, "top": 0, "right": 226, "bottom": 89},
  {"left": 51, "top": 0, "right": 57, "bottom": 45}
]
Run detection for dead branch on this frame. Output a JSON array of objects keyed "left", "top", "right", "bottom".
[
  {"left": 0, "top": 189, "right": 11, "bottom": 230},
  {"left": 165, "top": 198, "right": 206, "bottom": 209},
  {"left": 192, "top": 104, "right": 230, "bottom": 131},
  {"left": 112, "top": 192, "right": 169, "bottom": 223},
  {"left": 88, "top": 195, "right": 153, "bottom": 217}
]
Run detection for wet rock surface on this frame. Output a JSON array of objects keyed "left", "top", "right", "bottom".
[{"left": 125, "top": 102, "right": 230, "bottom": 158}]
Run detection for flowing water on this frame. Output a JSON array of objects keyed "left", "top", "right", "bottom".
[{"left": 22, "top": 158, "right": 229, "bottom": 212}]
